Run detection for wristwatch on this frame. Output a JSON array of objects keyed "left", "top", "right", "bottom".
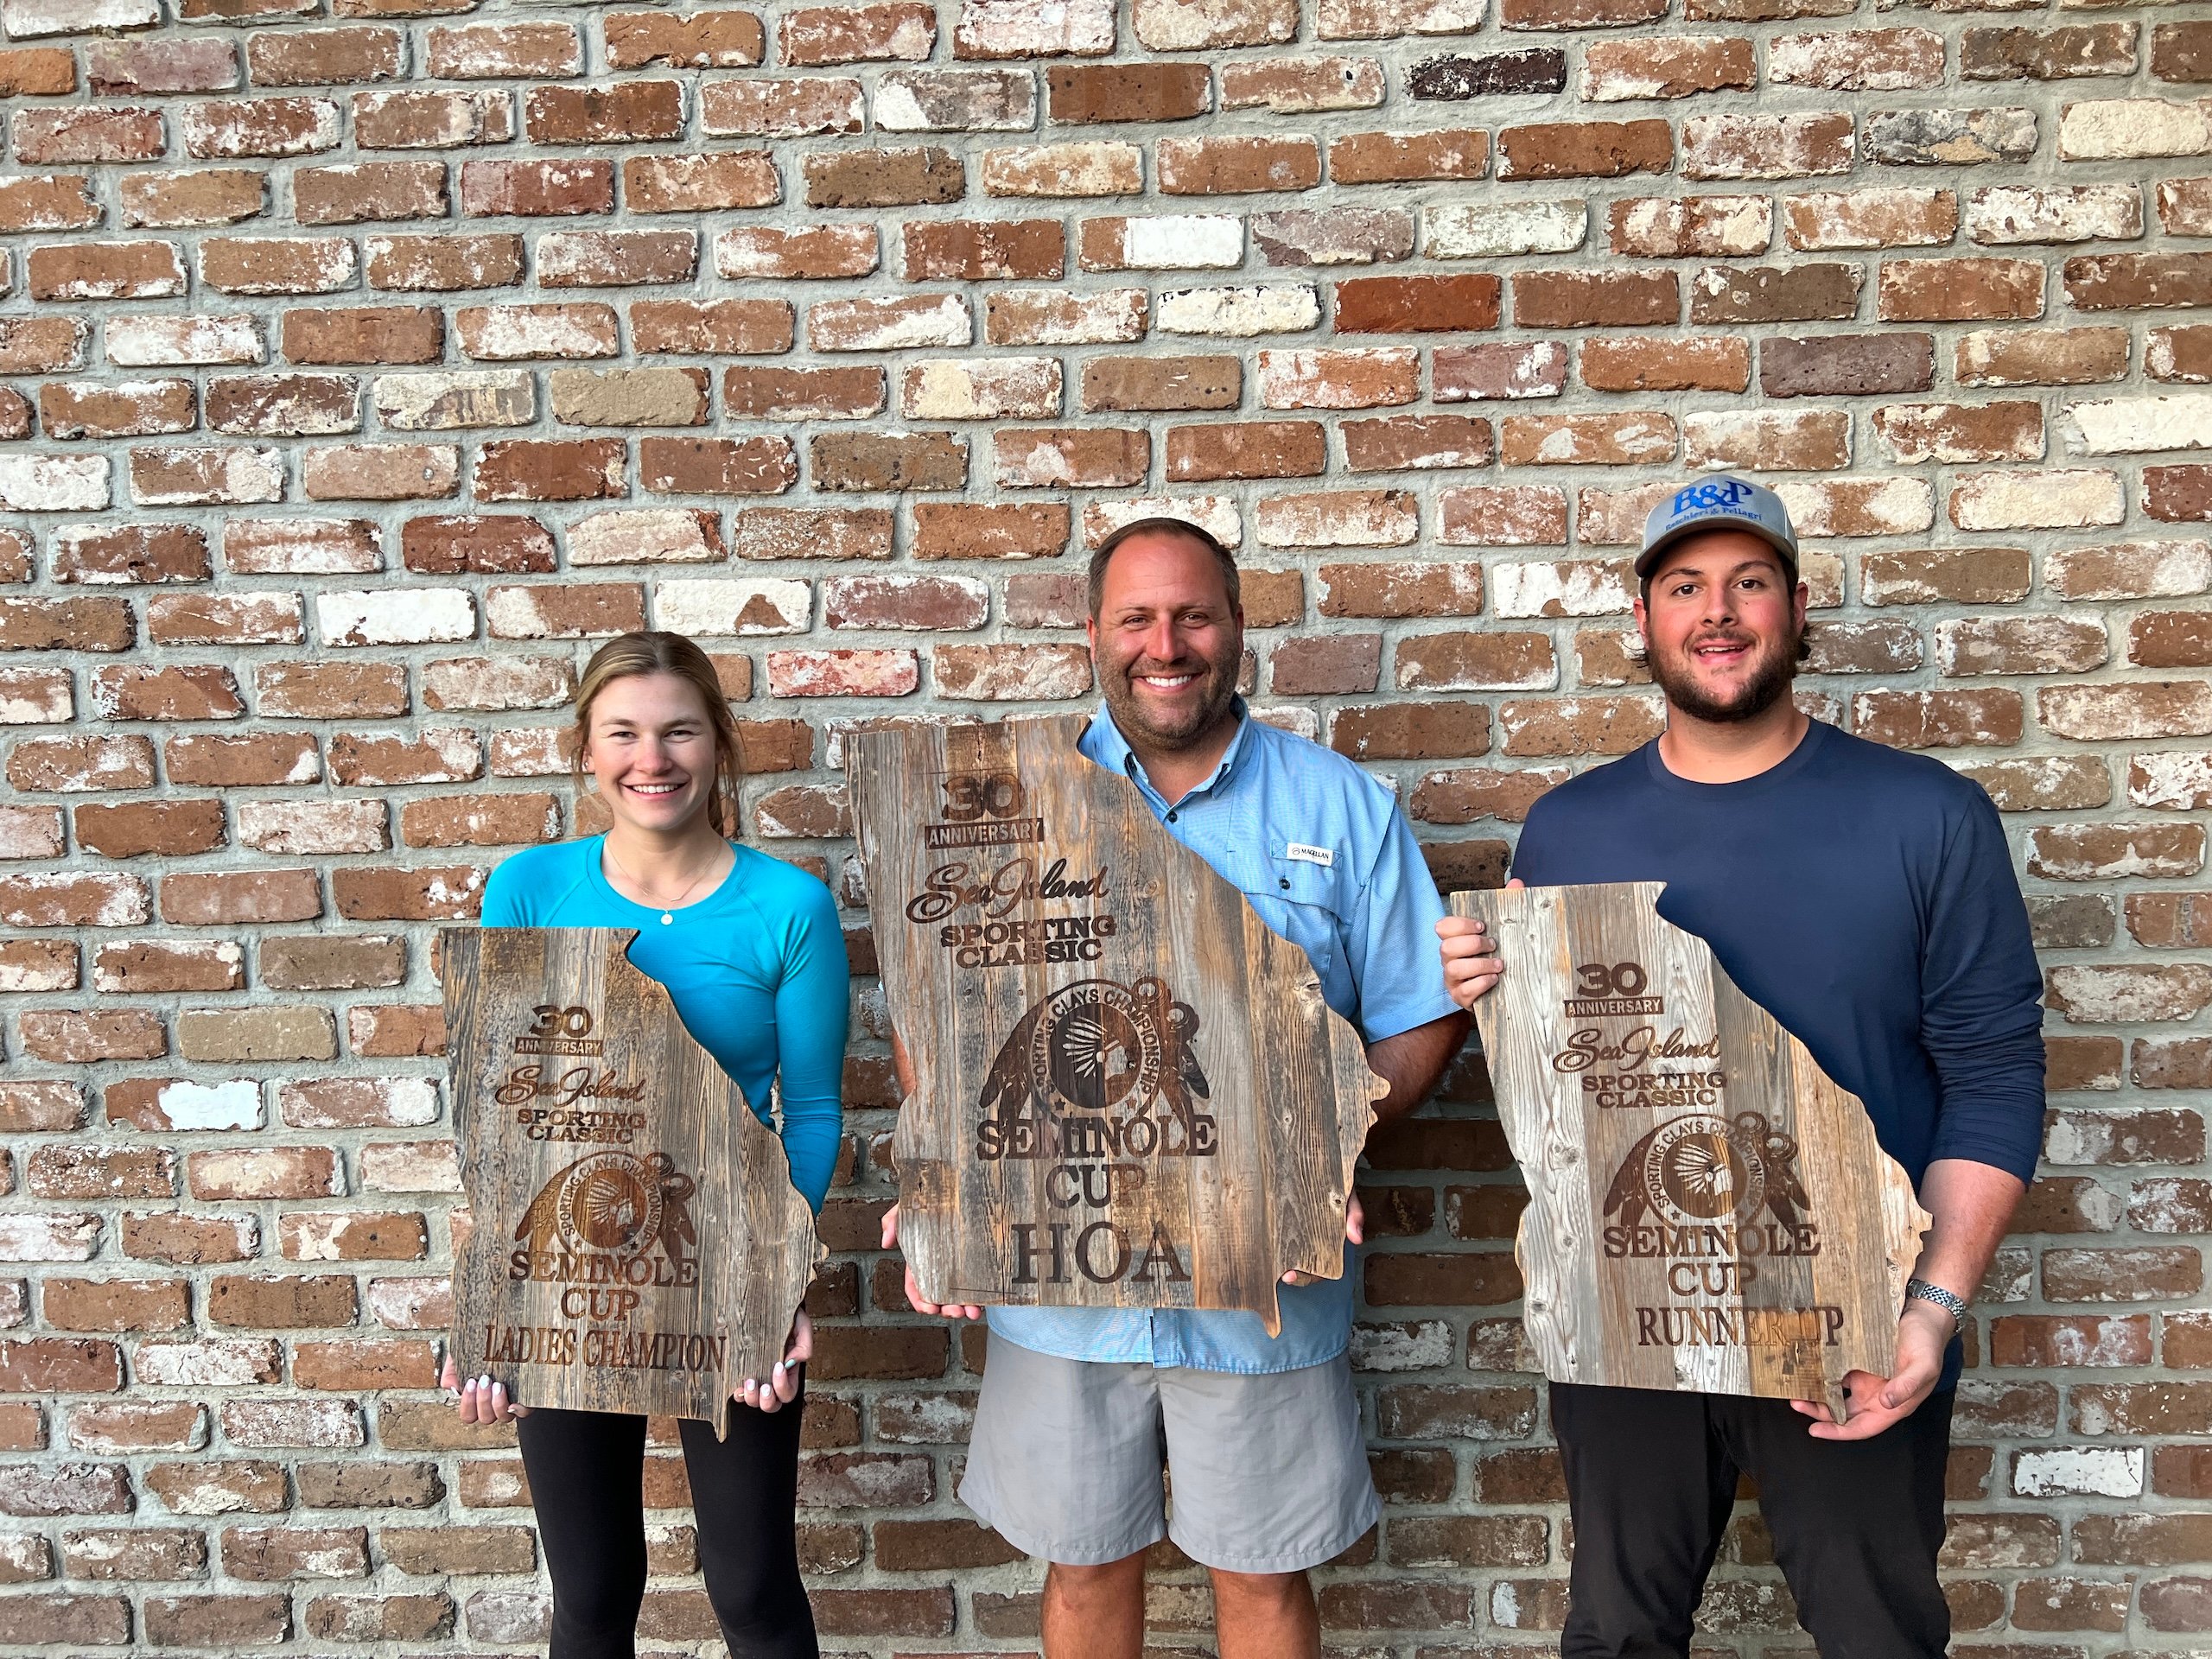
[{"left": 1904, "top": 1278, "right": 1967, "bottom": 1332}]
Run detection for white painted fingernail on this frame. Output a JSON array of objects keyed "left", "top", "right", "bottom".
[{"left": 479, "top": 1374, "right": 491, "bottom": 1389}]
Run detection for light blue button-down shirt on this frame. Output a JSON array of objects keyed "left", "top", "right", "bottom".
[{"left": 987, "top": 702, "right": 1460, "bottom": 1374}]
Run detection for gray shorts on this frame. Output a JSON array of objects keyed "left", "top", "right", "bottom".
[{"left": 957, "top": 1335, "right": 1378, "bottom": 1574}]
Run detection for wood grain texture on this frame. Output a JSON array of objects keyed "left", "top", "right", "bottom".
[
  {"left": 1452, "top": 882, "right": 1929, "bottom": 1421},
  {"left": 443, "top": 926, "right": 823, "bottom": 1438},
  {"left": 850, "top": 714, "right": 1385, "bottom": 1335}
]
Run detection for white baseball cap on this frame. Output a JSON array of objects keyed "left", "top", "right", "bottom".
[{"left": 1637, "top": 474, "right": 1799, "bottom": 580}]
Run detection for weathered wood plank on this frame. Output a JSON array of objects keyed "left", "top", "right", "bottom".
[
  {"left": 443, "top": 926, "right": 823, "bottom": 1437},
  {"left": 1451, "top": 883, "right": 1929, "bottom": 1421},
  {"left": 850, "top": 714, "right": 1384, "bottom": 1335}
]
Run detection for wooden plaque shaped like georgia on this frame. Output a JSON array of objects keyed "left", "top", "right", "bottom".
[
  {"left": 849, "top": 715, "right": 1387, "bottom": 1333},
  {"left": 1451, "top": 883, "right": 1929, "bottom": 1421},
  {"left": 442, "top": 927, "right": 823, "bottom": 1438}
]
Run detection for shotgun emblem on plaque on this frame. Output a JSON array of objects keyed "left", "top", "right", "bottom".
[
  {"left": 1450, "top": 883, "right": 1929, "bottom": 1420},
  {"left": 442, "top": 926, "right": 823, "bottom": 1436},
  {"left": 849, "top": 715, "right": 1388, "bottom": 1332}
]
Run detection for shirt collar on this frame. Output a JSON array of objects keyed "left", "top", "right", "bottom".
[{"left": 1084, "top": 698, "right": 1254, "bottom": 804}]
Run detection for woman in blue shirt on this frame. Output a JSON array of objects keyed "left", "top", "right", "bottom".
[{"left": 441, "top": 630, "right": 849, "bottom": 1659}]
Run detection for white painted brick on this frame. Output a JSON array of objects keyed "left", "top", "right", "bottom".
[
  {"left": 1424, "top": 200, "right": 1586, "bottom": 258},
  {"left": 2063, "top": 394, "right": 2212, "bottom": 456},
  {"left": 652, "top": 577, "right": 813, "bottom": 635},
  {"left": 316, "top": 588, "right": 478, "bottom": 647},
  {"left": 2057, "top": 98, "right": 2212, "bottom": 162},
  {"left": 1948, "top": 469, "right": 2126, "bottom": 531},
  {"left": 2012, "top": 1446, "right": 2143, "bottom": 1499},
  {"left": 1967, "top": 184, "right": 2143, "bottom": 245},
  {"left": 0, "top": 454, "right": 110, "bottom": 512},
  {"left": 1156, "top": 284, "right": 1321, "bottom": 337},
  {"left": 105, "top": 315, "right": 262, "bottom": 368},
  {"left": 1082, "top": 493, "right": 1243, "bottom": 549}
]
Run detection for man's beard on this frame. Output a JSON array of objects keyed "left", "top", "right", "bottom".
[
  {"left": 1648, "top": 629, "right": 1799, "bottom": 724},
  {"left": 1101, "top": 653, "right": 1239, "bottom": 750}
]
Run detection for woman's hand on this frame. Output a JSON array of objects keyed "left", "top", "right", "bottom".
[
  {"left": 442, "top": 1355, "right": 529, "bottom": 1423},
  {"left": 738, "top": 1311, "right": 812, "bottom": 1414},
  {"left": 881, "top": 1203, "right": 983, "bottom": 1321}
]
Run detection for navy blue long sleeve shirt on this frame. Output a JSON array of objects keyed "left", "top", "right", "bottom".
[{"left": 1511, "top": 721, "right": 2047, "bottom": 1194}]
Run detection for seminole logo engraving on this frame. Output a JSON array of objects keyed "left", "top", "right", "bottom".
[
  {"left": 1604, "top": 1112, "right": 1810, "bottom": 1233},
  {"left": 974, "top": 978, "right": 1217, "bottom": 1160},
  {"left": 510, "top": 1150, "right": 701, "bottom": 1288}
]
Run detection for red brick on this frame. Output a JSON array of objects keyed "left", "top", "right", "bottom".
[
  {"left": 460, "top": 158, "right": 613, "bottom": 218},
  {"left": 1583, "top": 37, "right": 1751, "bottom": 99},
  {"left": 293, "top": 162, "right": 446, "bottom": 225},
  {"left": 539, "top": 229, "right": 697, "bottom": 287},
  {"left": 1048, "top": 61, "right": 1210, "bottom": 123},
  {"left": 781, "top": 0, "right": 934, "bottom": 63},
  {"left": 1165, "top": 420, "right": 1325, "bottom": 482},
  {"left": 1159, "top": 135, "right": 1319, "bottom": 194},
  {"left": 700, "top": 76, "right": 863, "bottom": 137},
  {"left": 1496, "top": 119, "right": 1670, "bottom": 181},
  {"left": 427, "top": 21, "right": 582, "bottom": 76},
  {"left": 283, "top": 306, "right": 442, "bottom": 365},
  {"left": 0, "top": 48, "right": 77, "bottom": 97},
  {"left": 1327, "top": 129, "right": 1489, "bottom": 184},
  {"left": 365, "top": 233, "right": 523, "bottom": 291},
  {"left": 2067, "top": 252, "right": 2212, "bottom": 312},
  {"left": 625, "top": 153, "right": 779, "bottom": 213},
  {"left": 246, "top": 27, "right": 403, "bottom": 86},
  {"left": 1514, "top": 270, "right": 1677, "bottom": 328},
  {"left": 903, "top": 218, "right": 1063, "bottom": 281},
  {"left": 13, "top": 109, "right": 165, "bottom": 168},
  {"left": 639, "top": 435, "right": 798, "bottom": 496},
  {"left": 1271, "top": 634, "right": 1381, "bottom": 696},
  {"left": 1335, "top": 275, "right": 1501, "bottom": 333},
  {"left": 473, "top": 438, "right": 625, "bottom": 502},
  {"left": 1879, "top": 257, "right": 2045, "bottom": 322}
]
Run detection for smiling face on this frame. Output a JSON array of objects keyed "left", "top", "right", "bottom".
[
  {"left": 1086, "top": 530, "right": 1244, "bottom": 757},
  {"left": 581, "top": 671, "right": 725, "bottom": 837},
  {"left": 1635, "top": 530, "right": 1808, "bottom": 725}
]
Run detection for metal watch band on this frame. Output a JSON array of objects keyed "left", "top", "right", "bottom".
[{"left": 1904, "top": 1277, "right": 1968, "bottom": 1330}]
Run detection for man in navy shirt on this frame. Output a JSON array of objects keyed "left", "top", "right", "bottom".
[{"left": 1438, "top": 476, "right": 2044, "bottom": 1658}]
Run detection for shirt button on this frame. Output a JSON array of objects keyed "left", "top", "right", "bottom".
[
  {"left": 1280, "top": 878, "right": 1289, "bottom": 889},
  {"left": 1166, "top": 810, "right": 1177, "bottom": 823}
]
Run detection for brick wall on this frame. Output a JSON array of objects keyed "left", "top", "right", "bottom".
[{"left": 0, "top": 0, "right": 2208, "bottom": 1649}]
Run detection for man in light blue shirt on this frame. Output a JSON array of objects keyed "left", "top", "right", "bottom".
[{"left": 885, "top": 518, "right": 1467, "bottom": 1659}]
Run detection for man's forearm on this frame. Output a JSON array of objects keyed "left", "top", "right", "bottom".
[
  {"left": 1364, "top": 1011, "right": 1471, "bottom": 1128},
  {"left": 1913, "top": 1157, "right": 2029, "bottom": 1306}
]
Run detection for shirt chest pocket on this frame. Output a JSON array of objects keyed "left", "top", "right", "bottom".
[{"left": 1231, "top": 842, "right": 1350, "bottom": 986}]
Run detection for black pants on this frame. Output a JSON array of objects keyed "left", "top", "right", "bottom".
[
  {"left": 515, "top": 1391, "right": 817, "bottom": 1659},
  {"left": 1551, "top": 1382, "right": 1954, "bottom": 1659}
]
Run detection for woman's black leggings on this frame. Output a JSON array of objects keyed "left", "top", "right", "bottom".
[{"left": 515, "top": 1389, "right": 817, "bottom": 1659}]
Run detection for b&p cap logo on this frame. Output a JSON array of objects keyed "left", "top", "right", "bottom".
[{"left": 1637, "top": 474, "right": 1800, "bottom": 578}]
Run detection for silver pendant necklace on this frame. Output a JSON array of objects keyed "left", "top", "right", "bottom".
[{"left": 604, "top": 841, "right": 722, "bottom": 924}]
